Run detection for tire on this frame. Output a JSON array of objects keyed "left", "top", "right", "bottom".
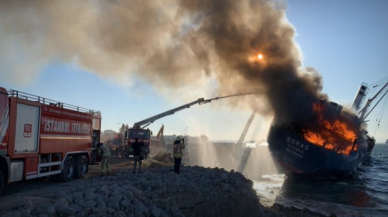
[
  {"left": 74, "top": 155, "right": 88, "bottom": 179},
  {"left": 59, "top": 156, "right": 75, "bottom": 182},
  {"left": 0, "top": 169, "right": 4, "bottom": 194}
]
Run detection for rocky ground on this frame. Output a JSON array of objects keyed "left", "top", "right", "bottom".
[{"left": 0, "top": 154, "right": 336, "bottom": 217}]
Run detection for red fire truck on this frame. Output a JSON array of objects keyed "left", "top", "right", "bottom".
[{"left": 0, "top": 87, "right": 102, "bottom": 193}]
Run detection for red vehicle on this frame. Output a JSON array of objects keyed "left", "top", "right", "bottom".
[
  {"left": 123, "top": 128, "right": 152, "bottom": 159},
  {"left": 0, "top": 87, "right": 102, "bottom": 193}
]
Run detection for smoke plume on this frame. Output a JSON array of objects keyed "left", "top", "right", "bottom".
[{"left": 0, "top": 0, "right": 362, "bottom": 136}]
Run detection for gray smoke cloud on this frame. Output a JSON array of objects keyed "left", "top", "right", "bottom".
[{"left": 0, "top": 0, "right": 362, "bottom": 139}]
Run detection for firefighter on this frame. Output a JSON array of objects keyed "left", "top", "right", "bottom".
[
  {"left": 132, "top": 138, "right": 143, "bottom": 174},
  {"left": 173, "top": 136, "right": 185, "bottom": 174},
  {"left": 97, "top": 143, "right": 111, "bottom": 176}
]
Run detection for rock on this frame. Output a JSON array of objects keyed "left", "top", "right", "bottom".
[
  {"left": 106, "top": 201, "right": 119, "bottom": 210},
  {"left": 86, "top": 188, "right": 96, "bottom": 193},
  {"left": 106, "top": 208, "right": 115, "bottom": 214},
  {"left": 85, "top": 201, "right": 96, "bottom": 208},
  {"left": 124, "top": 191, "right": 135, "bottom": 202},
  {"left": 171, "top": 211, "right": 182, "bottom": 217},
  {"left": 46, "top": 206, "right": 55, "bottom": 215},
  {"left": 26, "top": 200, "right": 34, "bottom": 209},
  {"left": 124, "top": 185, "right": 142, "bottom": 200},
  {"left": 69, "top": 204, "right": 84, "bottom": 212},
  {"left": 57, "top": 191, "right": 73, "bottom": 203},
  {"left": 75, "top": 210, "right": 85, "bottom": 217},
  {"left": 72, "top": 192, "right": 83, "bottom": 201},
  {"left": 220, "top": 173, "right": 229, "bottom": 181},
  {"left": 120, "top": 200, "right": 130, "bottom": 207},
  {"left": 150, "top": 206, "right": 161, "bottom": 217},
  {"left": 111, "top": 190, "right": 123, "bottom": 202},
  {"left": 113, "top": 211, "right": 126, "bottom": 217},
  {"left": 52, "top": 198, "right": 69, "bottom": 210},
  {"left": 94, "top": 195, "right": 104, "bottom": 204},
  {"left": 77, "top": 200, "right": 87, "bottom": 208},
  {"left": 57, "top": 207, "right": 77, "bottom": 216},
  {"left": 91, "top": 207, "right": 101, "bottom": 213},
  {"left": 85, "top": 192, "right": 96, "bottom": 201},
  {"left": 21, "top": 210, "right": 32, "bottom": 217},
  {"left": 3, "top": 213, "right": 22, "bottom": 217},
  {"left": 221, "top": 183, "right": 230, "bottom": 191}
]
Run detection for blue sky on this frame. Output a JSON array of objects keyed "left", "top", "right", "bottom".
[{"left": 0, "top": 0, "right": 387, "bottom": 143}]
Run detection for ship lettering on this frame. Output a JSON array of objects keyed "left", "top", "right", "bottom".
[{"left": 286, "top": 136, "right": 308, "bottom": 151}]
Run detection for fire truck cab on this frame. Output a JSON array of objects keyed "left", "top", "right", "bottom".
[
  {"left": 0, "top": 87, "right": 102, "bottom": 193},
  {"left": 122, "top": 128, "right": 151, "bottom": 159}
]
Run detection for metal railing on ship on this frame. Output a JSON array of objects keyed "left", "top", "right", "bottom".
[{"left": 8, "top": 89, "right": 101, "bottom": 116}]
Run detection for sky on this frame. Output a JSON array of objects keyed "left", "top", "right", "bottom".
[{"left": 0, "top": 0, "right": 387, "bottom": 143}]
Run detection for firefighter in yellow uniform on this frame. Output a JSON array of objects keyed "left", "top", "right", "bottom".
[
  {"left": 173, "top": 136, "right": 185, "bottom": 174},
  {"left": 97, "top": 143, "right": 111, "bottom": 176}
]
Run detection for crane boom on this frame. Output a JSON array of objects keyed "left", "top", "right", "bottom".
[
  {"left": 133, "top": 97, "right": 215, "bottom": 128},
  {"left": 122, "top": 92, "right": 258, "bottom": 159},
  {"left": 132, "top": 92, "right": 258, "bottom": 129}
]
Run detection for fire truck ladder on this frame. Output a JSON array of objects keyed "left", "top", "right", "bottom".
[{"left": 237, "top": 108, "right": 258, "bottom": 173}]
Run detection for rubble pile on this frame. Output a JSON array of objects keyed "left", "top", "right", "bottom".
[
  {"left": 148, "top": 152, "right": 175, "bottom": 167},
  {"left": 2, "top": 166, "right": 265, "bottom": 217}
]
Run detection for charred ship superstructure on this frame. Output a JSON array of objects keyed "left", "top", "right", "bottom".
[{"left": 268, "top": 81, "right": 388, "bottom": 177}]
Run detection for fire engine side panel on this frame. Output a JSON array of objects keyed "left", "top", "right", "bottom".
[
  {"left": 40, "top": 105, "right": 93, "bottom": 155},
  {"left": 14, "top": 103, "right": 40, "bottom": 153},
  {"left": 40, "top": 137, "right": 91, "bottom": 153}
]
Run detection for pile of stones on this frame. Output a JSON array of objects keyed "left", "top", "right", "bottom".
[{"left": 2, "top": 166, "right": 266, "bottom": 217}]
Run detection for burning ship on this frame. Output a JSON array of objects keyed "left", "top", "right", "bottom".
[{"left": 268, "top": 81, "right": 388, "bottom": 177}]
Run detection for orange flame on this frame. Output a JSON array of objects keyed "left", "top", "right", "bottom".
[{"left": 303, "top": 103, "right": 357, "bottom": 155}]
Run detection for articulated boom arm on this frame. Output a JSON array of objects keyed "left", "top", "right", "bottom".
[{"left": 133, "top": 97, "right": 218, "bottom": 129}]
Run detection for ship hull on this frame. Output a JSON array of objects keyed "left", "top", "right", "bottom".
[{"left": 267, "top": 121, "right": 373, "bottom": 177}]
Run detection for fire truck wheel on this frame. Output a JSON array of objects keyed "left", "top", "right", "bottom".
[
  {"left": 74, "top": 155, "right": 88, "bottom": 179},
  {"left": 59, "top": 156, "right": 75, "bottom": 182},
  {"left": 0, "top": 169, "right": 4, "bottom": 194}
]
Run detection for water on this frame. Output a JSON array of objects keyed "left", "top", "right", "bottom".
[{"left": 253, "top": 144, "right": 388, "bottom": 217}]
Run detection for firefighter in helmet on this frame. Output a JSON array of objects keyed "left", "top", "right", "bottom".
[
  {"left": 173, "top": 136, "right": 185, "bottom": 174},
  {"left": 97, "top": 143, "right": 111, "bottom": 176}
]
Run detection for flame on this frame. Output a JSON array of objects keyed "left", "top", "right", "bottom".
[
  {"left": 257, "top": 54, "right": 263, "bottom": 59},
  {"left": 303, "top": 103, "right": 358, "bottom": 155}
]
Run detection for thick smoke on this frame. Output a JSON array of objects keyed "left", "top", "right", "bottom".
[{"left": 0, "top": 0, "right": 362, "bottom": 136}]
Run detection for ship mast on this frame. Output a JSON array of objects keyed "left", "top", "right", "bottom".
[{"left": 359, "top": 81, "right": 388, "bottom": 121}]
